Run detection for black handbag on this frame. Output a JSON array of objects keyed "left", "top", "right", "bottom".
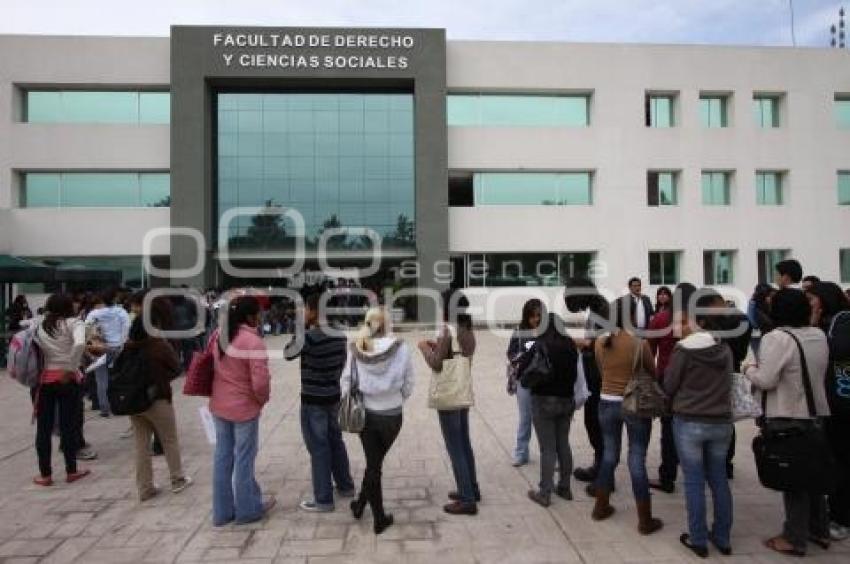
[
  {"left": 519, "top": 342, "right": 553, "bottom": 390},
  {"left": 751, "top": 330, "right": 837, "bottom": 493}
]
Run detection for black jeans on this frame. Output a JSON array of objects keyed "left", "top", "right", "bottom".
[
  {"left": 583, "top": 392, "right": 603, "bottom": 466},
  {"left": 357, "top": 412, "right": 402, "bottom": 520},
  {"left": 531, "top": 395, "right": 575, "bottom": 495},
  {"left": 826, "top": 417, "right": 850, "bottom": 526},
  {"left": 33, "top": 383, "right": 78, "bottom": 477},
  {"left": 783, "top": 490, "right": 829, "bottom": 551},
  {"left": 657, "top": 415, "right": 679, "bottom": 484}
]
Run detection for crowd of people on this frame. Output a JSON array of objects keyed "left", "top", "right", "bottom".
[{"left": 5, "top": 257, "right": 850, "bottom": 558}]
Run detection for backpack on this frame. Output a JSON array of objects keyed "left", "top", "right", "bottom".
[
  {"left": 826, "top": 311, "right": 850, "bottom": 417},
  {"left": 107, "top": 347, "right": 155, "bottom": 416},
  {"left": 7, "top": 324, "right": 43, "bottom": 388}
]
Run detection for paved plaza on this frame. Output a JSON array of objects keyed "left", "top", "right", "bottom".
[{"left": 0, "top": 331, "right": 847, "bottom": 564}]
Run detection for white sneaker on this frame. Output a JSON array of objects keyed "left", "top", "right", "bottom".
[{"left": 829, "top": 521, "right": 850, "bottom": 541}]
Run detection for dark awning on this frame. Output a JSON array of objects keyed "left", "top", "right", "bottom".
[
  {"left": 0, "top": 255, "right": 54, "bottom": 283},
  {"left": 52, "top": 264, "right": 122, "bottom": 283}
]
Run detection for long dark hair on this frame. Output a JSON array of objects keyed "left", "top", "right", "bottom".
[
  {"left": 655, "top": 286, "right": 672, "bottom": 313},
  {"left": 128, "top": 292, "right": 174, "bottom": 341},
  {"left": 519, "top": 298, "right": 545, "bottom": 330},
  {"left": 220, "top": 296, "right": 260, "bottom": 356},
  {"left": 42, "top": 294, "right": 75, "bottom": 338},
  {"left": 751, "top": 283, "right": 775, "bottom": 312},
  {"left": 807, "top": 281, "right": 850, "bottom": 328},
  {"left": 442, "top": 289, "right": 472, "bottom": 331}
]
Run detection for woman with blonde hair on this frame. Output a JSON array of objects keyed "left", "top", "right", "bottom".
[{"left": 342, "top": 307, "right": 415, "bottom": 534}]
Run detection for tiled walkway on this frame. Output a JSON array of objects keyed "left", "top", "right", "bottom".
[{"left": 0, "top": 332, "right": 846, "bottom": 563}]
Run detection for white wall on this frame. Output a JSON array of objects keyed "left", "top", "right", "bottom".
[{"left": 446, "top": 41, "right": 850, "bottom": 321}]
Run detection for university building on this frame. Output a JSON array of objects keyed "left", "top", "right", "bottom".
[{"left": 0, "top": 27, "right": 849, "bottom": 321}]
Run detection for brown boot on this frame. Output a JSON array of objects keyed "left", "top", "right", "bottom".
[
  {"left": 636, "top": 499, "right": 663, "bottom": 535},
  {"left": 591, "top": 488, "right": 615, "bottom": 521}
]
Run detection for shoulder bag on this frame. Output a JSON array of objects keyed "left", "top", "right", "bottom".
[
  {"left": 183, "top": 330, "right": 218, "bottom": 397},
  {"left": 428, "top": 335, "right": 474, "bottom": 410},
  {"left": 751, "top": 330, "right": 836, "bottom": 493},
  {"left": 622, "top": 337, "right": 667, "bottom": 418},
  {"left": 339, "top": 358, "right": 367, "bottom": 433}
]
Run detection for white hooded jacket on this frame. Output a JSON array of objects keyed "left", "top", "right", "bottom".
[{"left": 340, "top": 337, "right": 415, "bottom": 414}]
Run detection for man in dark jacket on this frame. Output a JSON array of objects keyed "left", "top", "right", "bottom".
[
  {"left": 284, "top": 292, "right": 355, "bottom": 512},
  {"left": 627, "top": 277, "right": 654, "bottom": 331}
]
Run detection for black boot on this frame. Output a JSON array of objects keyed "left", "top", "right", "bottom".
[{"left": 350, "top": 493, "right": 366, "bottom": 519}]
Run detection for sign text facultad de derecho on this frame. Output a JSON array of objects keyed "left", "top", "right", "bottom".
[{"left": 213, "top": 32, "right": 415, "bottom": 70}]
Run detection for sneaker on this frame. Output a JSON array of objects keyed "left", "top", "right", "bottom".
[
  {"left": 171, "top": 476, "right": 194, "bottom": 494},
  {"left": 511, "top": 457, "right": 529, "bottom": 467},
  {"left": 66, "top": 469, "right": 91, "bottom": 483},
  {"left": 77, "top": 447, "right": 98, "bottom": 461},
  {"left": 299, "top": 499, "right": 334, "bottom": 513},
  {"left": 140, "top": 487, "right": 162, "bottom": 502},
  {"left": 829, "top": 522, "right": 850, "bottom": 541}
]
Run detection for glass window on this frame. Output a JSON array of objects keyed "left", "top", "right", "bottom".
[
  {"left": 646, "top": 94, "right": 675, "bottom": 127},
  {"left": 139, "top": 92, "right": 170, "bottom": 124},
  {"left": 758, "top": 249, "right": 789, "bottom": 284},
  {"left": 466, "top": 252, "right": 594, "bottom": 287},
  {"left": 700, "top": 96, "right": 728, "bottom": 127},
  {"left": 839, "top": 172, "right": 850, "bottom": 205},
  {"left": 25, "top": 90, "right": 170, "bottom": 124},
  {"left": 649, "top": 251, "right": 680, "bottom": 285},
  {"left": 836, "top": 96, "right": 850, "bottom": 129},
  {"left": 753, "top": 95, "right": 780, "bottom": 128},
  {"left": 704, "top": 250, "right": 735, "bottom": 285},
  {"left": 20, "top": 172, "right": 170, "bottom": 208},
  {"left": 23, "top": 173, "right": 60, "bottom": 207},
  {"left": 701, "top": 171, "right": 731, "bottom": 205},
  {"left": 473, "top": 172, "right": 592, "bottom": 205},
  {"left": 647, "top": 171, "right": 677, "bottom": 206},
  {"left": 447, "top": 94, "right": 589, "bottom": 127},
  {"left": 842, "top": 249, "right": 850, "bottom": 283},
  {"left": 756, "top": 172, "right": 783, "bottom": 205},
  {"left": 216, "top": 93, "right": 415, "bottom": 250}
]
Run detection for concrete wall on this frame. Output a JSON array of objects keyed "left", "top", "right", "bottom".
[{"left": 446, "top": 41, "right": 850, "bottom": 320}]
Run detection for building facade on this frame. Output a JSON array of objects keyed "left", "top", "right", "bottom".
[{"left": 1, "top": 27, "right": 849, "bottom": 321}]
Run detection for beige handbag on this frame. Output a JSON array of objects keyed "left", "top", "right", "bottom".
[{"left": 428, "top": 336, "right": 474, "bottom": 410}]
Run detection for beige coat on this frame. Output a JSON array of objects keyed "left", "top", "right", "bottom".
[{"left": 744, "top": 326, "right": 830, "bottom": 419}]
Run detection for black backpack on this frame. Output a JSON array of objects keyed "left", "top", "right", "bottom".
[
  {"left": 827, "top": 311, "right": 850, "bottom": 418},
  {"left": 108, "top": 347, "right": 155, "bottom": 416}
]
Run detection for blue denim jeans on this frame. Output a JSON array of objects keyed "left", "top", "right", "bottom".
[
  {"left": 212, "top": 415, "right": 263, "bottom": 526},
  {"left": 673, "top": 417, "right": 733, "bottom": 549},
  {"left": 94, "top": 347, "right": 121, "bottom": 416},
  {"left": 594, "top": 399, "right": 652, "bottom": 501},
  {"left": 300, "top": 403, "right": 355, "bottom": 508},
  {"left": 514, "top": 385, "right": 533, "bottom": 462},
  {"left": 438, "top": 408, "right": 480, "bottom": 504}
]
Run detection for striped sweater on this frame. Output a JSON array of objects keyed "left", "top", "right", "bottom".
[{"left": 285, "top": 327, "right": 348, "bottom": 405}]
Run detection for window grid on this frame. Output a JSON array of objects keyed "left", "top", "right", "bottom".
[
  {"left": 701, "top": 171, "right": 731, "bottom": 205},
  {"left": 22, "top": 172, "right": 170, "bottom": 208},
  {"left": 700, "top": 96, "right": 728, "bottom": 128},
  {"left": 647, "top": 95, "right": 675, "bottom": 127},
  {"left": 447, "top": 94, "right": 589, "bottom": 127},
  {"left": 25, "top": 90, "right": 170, "bottom": 124},
  {"left": 839, "top": 172, "right": 850, "bottom": 205},
  {"left": 753, "top": 96, "right": 780, "bottom": 128},
  {"left": 647, "top": 171, "right": 678, "bottom": 206},
  {"left": 704, "top": 250, "right": 735, "bottom": 285},
  {"left": 649, "top": 251, "right": 680, "bottom": 285},
  {"left": 756, "top": 172, "right": 784, "bottom": 205}
]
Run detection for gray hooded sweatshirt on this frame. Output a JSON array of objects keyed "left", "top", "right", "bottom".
[
  {"left": 663, "top": 331, "right": 733, "bottom": 423},
  {"left": 341, "top": 337, "right": 415, "bottom": 415}
]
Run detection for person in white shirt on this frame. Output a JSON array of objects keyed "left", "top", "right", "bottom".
[
  {"left": 85, "top": 290, "right": 130, "bottom": 417},
  {"left": 341, "top": 307, "right": 414, "bottom": 535}
]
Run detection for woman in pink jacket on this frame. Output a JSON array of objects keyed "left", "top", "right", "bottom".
[{"left": 210, "top": 296, "right": 274, "bottom": 526}]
